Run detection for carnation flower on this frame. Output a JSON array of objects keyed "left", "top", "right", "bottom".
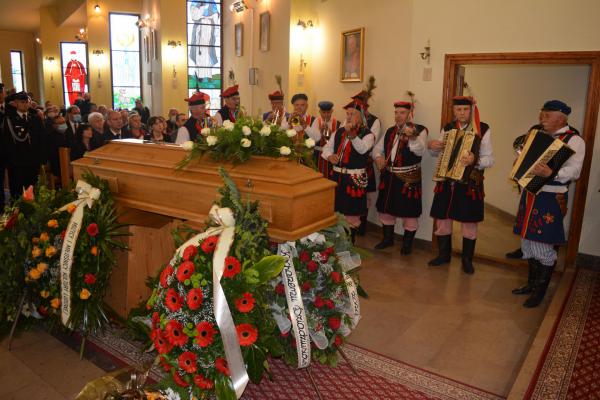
[
  {"left": 194, "top": 374, "right": 214, "bottom": 389},
  {"left": 334, "top": 335, "right": 343, "bottom": 347},
  {"left": 236, "top": 323, "right": 258, "bottom": 346},
  {"left": 166, "top": 320, "right": 188, "bottom": 347},
  {"left": 201, "top": 236, "right": 218, "bottom": 253},
  {"left": 285, "top": 129, "right": 296, "bottom": 138},
  {"left": 47, "top": 219, "right": 59, "bottom": 229},
  {"left": 207, "top": 135, "right": 218, "bottom": 146},
  {"left": 84, "top": 273, "right": 97, "bottom": 284},
  {"left": 307, "top": 260, "right": 318, "bottom": 273},
  {"left": 154, "top": 330, "right": 173, "bottom": 354},
  {"left": 178, "top": 351, "right": 197, "bottom": 373},
  {"left": 36, "top": 263, "right": 48, "bottom": 273},
  {"left": 31, "top": 247, "right": 42, "bottom": 258},
  {"left": 313, "top": 295, "right": 325, "bottom": 308},
  {"left": 79, "top": 289, "right": 91, "bottom": 300},
  {"left": 39, "top": 232, "right": 49, "bottom": 242},
  {"left": 275, "top": 283, "right": 285, "bottom": 295},
  {"left": 201, "top": 127, "right": 211, "bottom": 136},
  {"left": 45, "top": 246, "right": 57, "bottom": 258},
  {"left": 259, "top": 126, "right": 271, "bottom": 136},
  {"left": 160, "top": 265, "right": 174, "bottom": 288},
  {"left": 305, "top": 138, "right": 315, "bottom": 148},
  {"left": 242, "top": 126, "right": 252, "bottom": 136},
  {"left": 186, "top": 288, "right": 204, "bottom": 310},
  {"left": 29, "top": 269, "right": 41, "bottom": 280},
  {"left": 223, "top": 256, "right": 241, "bottom": 278},
  {"left": 182, "top": 245, "right": 198, "bottom": 261},
  {"left": 235, "top": 293, "right": 255, "bottom": 313},
  {"left": 177, "top": 261, "right": 195, "bottom": 282},
  {"left": 301, "top": 281, "right": 311, "bottom": 291},
  {"left": 173, "top": 371, "right": 190, "bottom": 388},
  {"left": 330, "top": 271, "right": 342, "bottom": 283},
  {"left": 215, "top": 358, "right": 230, "bottom": 376},
  {"left": 328, "top": 316, "right": 341, "bottom": 331},
  {"left": 196, "top": 321, "right": 217, "bottom": 347},
  {"left": 299, "top": 250, "right": 311, "bottom": 263},
  {"left": 165, "top": 288, "right": 183, "bottom": 312},
  {"left": 182, "top": 141, "right": 195, "bottom": 151},
  {"left": 86, "top": 223, "right": 99, "bottom": 237},
  {"left": 50, "top": 298, "right": 61, "bottom": 309},
  {"left": 240, "top": 138, "right": 251, "bottom": 148},
  {"left": 279, "top": 146, "right": 291, "bottom": 156},
  {"left": 324, "top": 299, "right": 335, "bottom": 309}
]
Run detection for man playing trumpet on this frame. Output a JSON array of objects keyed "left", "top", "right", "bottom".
[
  {"left": 215, "top": 85, "right": 241, "bottom": 126},
  {"left": 306, "top": 100, "right": 341, "bottom": 177},
  {"left": 281, "top": 93, "right": 315, "bottom": 143},
  {"left": 373, "top": 101, "right": 428, "bottom": 254}
]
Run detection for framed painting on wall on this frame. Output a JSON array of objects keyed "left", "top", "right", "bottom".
[
  {"left": 259, "top": 11, "right": 270, "bottom": 52},
  {"left": 235, "top": 23, "right": 243, "bottom": 57},
  {"left": 340, "top": 27, "right": 365, "bottom": 82}
]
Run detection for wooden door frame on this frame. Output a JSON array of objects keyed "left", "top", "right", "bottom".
[{"left": 440, "top": 51, "right": 600, "bottom": 269}]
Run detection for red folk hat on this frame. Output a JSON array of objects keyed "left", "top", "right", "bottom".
[
  {"left": 393, "top": 101, "right": 412, "bottom": 109},
  {"left": 343, "top": 99, "right": 365, "bottom": 111},
  {"left": 222, "top": 85, "right": 239, "bottom": 98},
  {"left": 452, "top": 96, "right": 474, "bottom": 106},
  {"left": 268, "top": 90, "right": 284, "bottom": 101},
  {"left": 185, "top": 91, "right": 209, "bottom": 106}
]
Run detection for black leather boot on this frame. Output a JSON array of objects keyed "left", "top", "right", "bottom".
[
  {"left": 461, "top": 238, "right": 476, "bottom": 275},
  {"left": 358, "top": 215, "right": 367, "bottom": 236},
  {"left": 374, "top": 225, "right": 394, "bottom": 249},
  {"left": 512, "top": 259, "right": 538, "bottom": 295},
  {"left": 524, "top": 261, "right": 554, "bottom": 308},
  {"left": 428, "top": 235, "right": 452, "bottom": 266},
  {"left": 506, "top": 248, "right": 523, "bottom": 259},
  {"left": 400, "top": 230, "right": 416, "bottom": 255}
]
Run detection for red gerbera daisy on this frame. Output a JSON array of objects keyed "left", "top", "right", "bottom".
[
  {"left": 299, "top": 250, "right": 311, "bottom": 263},
  {"left": 201, "top": 236, "right": 219, "bottom": 253},
  {"left": 86, "top": 223, "right": 99, "bottom": 237},
  {"left": 151, "top": 311, "right": 160, "bottom": 328},
  {"left": 177, "top": 261, "right": 195, "bottom": 282},
  {"left": 215, "top": 358, "right": 230, "bottom": 376},
  {"left": 165, "top": 320, "right": 188, "bottom": 346},
  {"left": 178, "top": 351, "right": 198, "bottom": 373},
  {"left": 196, "top": 321, "right": 217, "bottom": 347},
  {"left": 187, "top": 288, "right": 204, "bottom": 310},
  {"left": 223, "top": 256, "right": 241, "bottom": 278},
  {"left": 328, "top": 316, "right": 341, "bottom": 331},
  {"left": 330, "top": 271, "right": 342, "bottom": 283},
  {"left": 275, "top": 283, "right": 285, "bottom": 295},
  {"left": 182, "top": 244, "right": 198, "bottom": 261},
  {"left": 159, "top": 356, "right": 171, "bottom": 372},
  {"left": 165, "top": 288, "right": 183, "bottom": 312},
  {"left": 236, "top": 323, "right": 258, "bottom": 346},
  {"left": 153, "top": 330, "right": 173, "bottom": 354},
  {"left": 172, "top": 371, "right": 189, "bottom": 388},
  {"left": 235, "top": 292, "right": 255, "bottom": 313},
  {"left": 194, "top": 373, "right": 214, "bottom": 389},
  {"left": 159, "top": 265, "right": 174, "bottom": 288},
  {"left": 306, "top": 260, "right": 318, "bottom": 272},
  {"left": 84, "top": 273, "right": 97, "bottom": 285}
]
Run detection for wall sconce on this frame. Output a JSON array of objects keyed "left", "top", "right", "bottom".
[
  {"left": 94, "top": 3, "right": 101, "bottom": 13},
  {"left": 75, "top": 27, "right": 88, "bottom": 42},
  {"left": 136, "top": 14, "right": 153, "bottom": 28},
  {"left": 45, "top": 57, "right": 56, "bottom": 88},
  {"left": 419, "top": 39, "right": 431, "bottom": 64},
  {"left": 35, "top": 37, "right": 42, "bottom": 44},
  {"left": 297, "top": 19, "right": 314, "bottom": 29},
  {"left": 167, "top": 40, "right": 182, "bottom": 87},
  {"left": 229, "top": 0, "right": 248, "bottom": 13},
  {"left": 92, "top": 49, "right": 105, "bottom": 87}
]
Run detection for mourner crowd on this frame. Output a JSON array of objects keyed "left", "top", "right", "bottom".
[{"left": 0, "top": 82, "right": 585, "bottom": 309}]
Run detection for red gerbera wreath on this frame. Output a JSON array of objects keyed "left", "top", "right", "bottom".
[
  {"left": 165, "top": 320, "right": 188, "bottom": 346},
  {"left": 186, "top": 288, "right": 204, "bottom": 310},
  {"left": 235, "top": 292, "right": 255, "bottom": 313},
  {"left": 223, "top": 256, "right": 241, "bottom": 278},
  {"left": 236, "top": 323, "right": 258, "bottom": 346},
  {"left": 196, "top": 321, "right": 217, "bottom": 347}
]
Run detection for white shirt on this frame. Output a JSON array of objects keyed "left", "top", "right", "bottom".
[
  {"left": 541, "top": 125, "right": 585, "bottom": 193},
  {"left": 306, "top": 117, "right": 339, "bottom": 143},
  {"left": 430, "top": 123, "right": 494, "bottom": 170},
  {"left": 175, "top": 126, "right": 190, "bottom": 144},
  {"left": 321, "top": 129, "right": 375, "bottom": 160},
  {"left": 373, "top": 125, "right": 428, "bottom": 163}
]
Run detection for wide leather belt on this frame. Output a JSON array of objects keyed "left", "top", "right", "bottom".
[
  {"left": 333, "top": 166, "right": 366, "bottom": 175},
  {"left": 387, "top": 164, "right": 421, "bottom": 184}
]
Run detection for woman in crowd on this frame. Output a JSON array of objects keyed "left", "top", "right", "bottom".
[
  {"left": 144, "top": 116, "right": 173, "bottom": 143},
  {"left": 70, "top": 123, "right": 103, "bottom": 161},
  {"left": 126, "top": 113, "right": 148, "bottom": 139}
]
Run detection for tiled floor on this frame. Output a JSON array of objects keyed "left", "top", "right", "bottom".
[{"left": 0, "top": 227, "right": 556, "bottom": 399}]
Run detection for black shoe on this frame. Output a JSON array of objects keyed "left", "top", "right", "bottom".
[
  {"left": 461, "top": 238, "right": 476, "bottom": 275},
  {"left": 506, "top": 248, "right": 523, "bottom": 259},
  {"left": 512, "top": 259, "right": 538, "bottom": 295},
  {"left": 357, "top": 215, "right": 367, "bottom": 236},
  {"left": 428, "top": 235, "right": 452, "bottom": 266},
  {"left": 524, "top": 261, "right": 554, "bottom": 308},
  {"left": 374, "top": 225, "right": 395, "bottom": 250},
  {"left": 400, "top": 230, "right": 416, "bottom": 255}
]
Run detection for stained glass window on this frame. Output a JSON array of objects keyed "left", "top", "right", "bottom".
[
  {"left": 60, "top": 42, "right": 88, "bottom": 107},
  {"left": 10, "top": 51, "right": 24, "bottom": 93},
  {"left": 187, "top": 1, "right": 222, "bottom": 115},
  {"left": 109, "top": 13, "right": 142, "bottom": 110}
]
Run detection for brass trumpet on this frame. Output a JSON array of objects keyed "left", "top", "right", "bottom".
[{"left": 290, "top": 114, "right": 302, "bottom": 127}]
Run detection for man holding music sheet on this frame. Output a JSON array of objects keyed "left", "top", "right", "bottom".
[
  {"left": 428, "top": 96, "right": 493, "bottom": 274},
  {"left": 321, "top": 99, "right": 375, "bottom": 243},
  {"left": 512, "top": 100, "right": 585, "bottom": 308},
  {"left": 373, "top": 101, "right": 428, "bottom": 254}
]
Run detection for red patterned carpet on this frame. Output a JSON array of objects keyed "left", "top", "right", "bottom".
[
  {"left": 82, "top": 324, "right": 503, "bottom": 400},
  {"left": 525, "top": 268, "right": 600, "bottom": 399}
]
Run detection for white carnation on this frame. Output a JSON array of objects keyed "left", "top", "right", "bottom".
[
  {"left": 206, "top": 136, "right": 218, "bottom": 146},
  {"left": 279, "top": 146, "right": 292, "bottom": 156},
  {"left": 259, "top": 126, "right": 272, "bottom": 136},
  {"left": 241, "top": 138, "right": 251, "bottom": 148},
  {"left": 182, "top": 140, "right": 195, "bottom": 151},
  {"left": 200, "top": 127, "right": 211, "bottom": 136},
  {"left": 242, "top": 126, "right": 252, "bottom": 136},
  {"left": 286, "top": 129, "right": 297, "bottom": 138},
  {"left": 305, "top": 138, "right": 316, "bottom": 148}
]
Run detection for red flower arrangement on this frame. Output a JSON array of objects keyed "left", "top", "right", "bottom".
[
  {"left": 236, "top": 323, "right": 259, "bottom": 346},
  {"left": 86, "top": 223, "right": 99, "bottom": 237},
  {"left": 186, "top": 288, "right": 203, "bottom": 310},
  {"left": 223, "top": 256, "right": 241, "bottom": 278},
  {"left": 235, "top": 292, "right": 255, "bottom": 313}
]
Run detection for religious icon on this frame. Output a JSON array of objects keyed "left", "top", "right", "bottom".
[
  {"left": 340, "top": 28, "right": 365, "bottom": 82},
  {"left": 260, "top": 12, "right": 270, "bottom": 52},
  {"left": 188, "top": 2, "right": 220, "bottom": 67},
  {"left": 64, "top": 48, "right": 87, "bottom": 105}
]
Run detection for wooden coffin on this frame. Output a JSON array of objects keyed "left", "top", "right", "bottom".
[{"left": 71, "top": 140, "right": 337, "bottom": 241}]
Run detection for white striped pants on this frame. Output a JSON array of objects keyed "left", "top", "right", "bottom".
[{"left": 521, "top": 239, "right": 557, "bottom": 266}]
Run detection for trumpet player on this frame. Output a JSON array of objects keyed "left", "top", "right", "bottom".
[
  {"left": 281, "top": 93, "right": 315, "bottom": 142},
  {"left": 428, "top": 96, "right": 493, "bottom": 274},
  {"left": 373, "top": 101, "right": 428, "bottom": 254},
  {"left": 214, "top": 85, "right": 240, "bottom": 126},
  {"left": 308, "top": 100, "right": 341, "bottom": 177},
  {"left": 321, "top": 99, "right": 374, "bottom": 243},
  {"left": 262, "top": 90, "right": 288, "bottom": 126}
]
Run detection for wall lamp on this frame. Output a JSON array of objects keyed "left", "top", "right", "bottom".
[
  {"left": 45, "top": 57, "right": 56, "bottom": 88},
  {"left": 92, "top": 50, "right": 105, "bottom": 85},
  {"left": 75, "top": 27, "right": 88, "bottom": 42},
  {"left": 297, "top": 19, "right": 314, "bottom": 29},
  {"left": 167, "top": 40, "right": 183, "bottom": 86},
  {"left": 94, "top": 3, "right": 101, "bottom": 13},
  {"left": 229, "top": 1, "right": 248, "bottom": 13},
  {"left": 419, "top": 39, "right": 431, "bottom": 63}
]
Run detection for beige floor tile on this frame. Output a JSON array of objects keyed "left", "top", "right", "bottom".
[{"left": 5, "top": 382, "right": 67, "bottom": 400}]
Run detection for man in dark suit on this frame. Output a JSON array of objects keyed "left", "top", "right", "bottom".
[
  {"left": 65, "top": 105, "right": 81, "bottom": 145},
  {"left": 103, "top": 110, "right": 131, "bottom": 141}
]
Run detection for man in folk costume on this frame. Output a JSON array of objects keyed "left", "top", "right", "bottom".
[
  {"left": 175, "top": 91, "right": 211, "bottom": 144},
  {"left": 214, "top": 85, "right": 240, "bottom": 126},
  {"left": 262, "top": 91, "right": 289, "bottom": 126},
  {"left": 65, "top": 51, "right": 87, "bottom": 105},
  {"left": 351, "top": 89, "right": 382, "bottom": 235},
  {"left": 512, "top": 100, "right": 584, "bottom": 308},
  {"left": 428, "top": 96, "right": 493, "bottom": 274},
  {"left": 281, "top": 93, "right": 316, "bottom": 144},
  {"left": 321, "top": 99, "right": 375, "bottom": 242},
  {"left": 307, "top": 101, "right": 341, "bottom": 177},
  {"left": 374, "top": 100, "right": 428, "bottom": 254}
]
